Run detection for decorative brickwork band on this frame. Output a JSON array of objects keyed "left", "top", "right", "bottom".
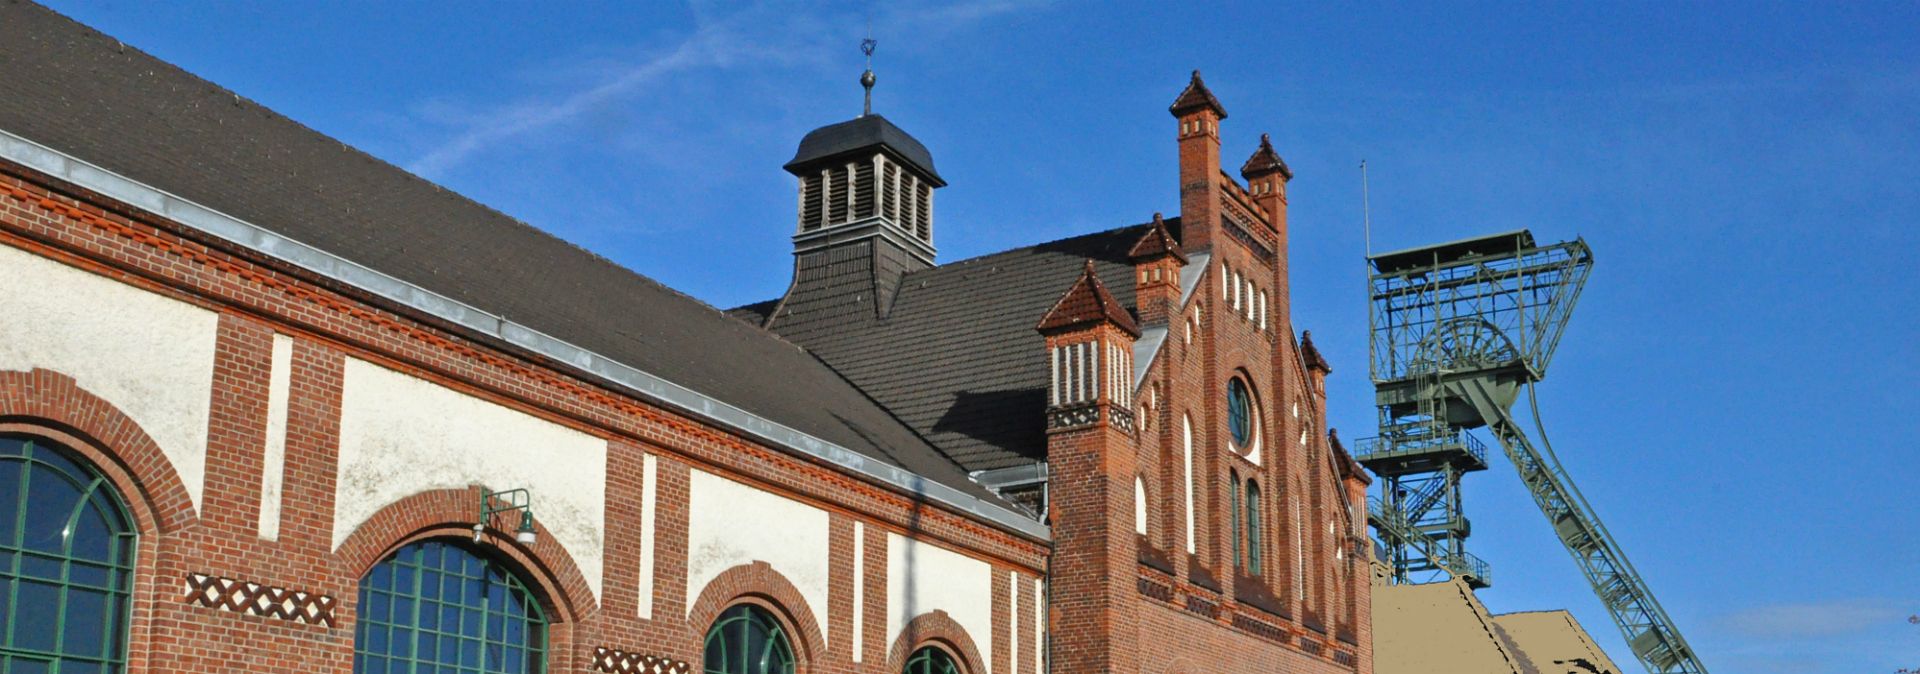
[
  {"left": 591, "top": 647, "right": 691, "bottom": 674},
  {"left": 182, "top": 572, "right": 337, "bottom": 626}
]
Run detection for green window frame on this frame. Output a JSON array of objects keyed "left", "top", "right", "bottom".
[
  {"left": 1229, "top": 469, "right": 1243, "bottom": 570},
  {"left": 704, "top": 604, "right": 796, "bottom": 674},
  {"left": 1226, "top": 378, "right": 1253, "bottom": 447},
  {"left": 904, "top": 645, "right": 962, "bottom": 674},
  {"left": 354, "top": 539, "right": 548, "bottom": 674},
  {"left": 1245, "top": 480, "right": 1262, "bottom": 576},
  {"left": 1, "top": 434, "right": 137, "bottom": 674}
]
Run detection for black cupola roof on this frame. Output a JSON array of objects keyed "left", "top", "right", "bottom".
[{"left": 783, "top": 114, "right": 944, "bottom": 186}]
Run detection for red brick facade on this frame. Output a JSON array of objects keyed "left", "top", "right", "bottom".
[
  {"left": 1043, "top": 74, "right": 1371, "bottom": 673},
  {"left": 0, "top": 54, "right": 1369, "bottom": 674},
  {"left": 0, "top": 154, "right": 1047, "bottom": 672}
]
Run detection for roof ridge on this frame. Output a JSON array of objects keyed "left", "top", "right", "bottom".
[{"left": 908, "top": 218, "right": 1171, "bottom": 273}]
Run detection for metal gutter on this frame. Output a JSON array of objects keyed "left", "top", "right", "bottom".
[{"left": 0, "top": 128, "right": 1050, "bottom": 542}]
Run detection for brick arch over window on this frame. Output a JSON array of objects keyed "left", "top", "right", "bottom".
[
  {"left": 687, "top": 561, "right": 828, "bottom": 671},
  {"left": 0, "top": 367, "right": 195, "bottom": 533},
  {"left": 883, "top": 610, "right": 987, "bottom": 674},
  {"left": 334, "top": 486, "right": 597, "bottom": 625}
]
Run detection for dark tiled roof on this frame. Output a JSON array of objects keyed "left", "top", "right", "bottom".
[
  {"left": 740, "top": 220, "right": 1176, "bottom": 471},
  {"left": 784, "top": 114, "right": 943, "bottom": 185},
  {"left": 1126, "top": 213, "right": 1186, "bottom": 262},
  {"left": 1036, "top": 261, "right": 1140, "bottom": 337},
  {"left": 1241, "top": 133, "right": 1293, "bottom": 181},
  {"left": 0, "top": 2, "right": 1007, "bottom": 507},
  {"left": 1169, "top": 70, "right": 1228, "bottom": 119}
]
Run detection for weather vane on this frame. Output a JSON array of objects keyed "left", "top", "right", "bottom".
[{"left": 860, "top": 23, "right": 877, "bottom": 117}]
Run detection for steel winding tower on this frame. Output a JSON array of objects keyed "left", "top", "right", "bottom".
[{"left": 1356, "top": 230, "right": 1708, "bottom": 674}]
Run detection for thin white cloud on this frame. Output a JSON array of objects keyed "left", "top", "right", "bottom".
[
  {"left": 404, "top": 0, "right": 1048, "bottom": 179},
  {"left": 1719, "top": 599, "right": 1904, "bottom": 639}
]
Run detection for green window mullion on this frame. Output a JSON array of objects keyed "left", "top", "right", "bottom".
[{"left": 0, "top": 437, "right": 137, "bottom": 672}]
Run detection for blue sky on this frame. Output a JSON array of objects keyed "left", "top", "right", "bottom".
[{"left": 42, "top": 1, "right": 1918, "bottom": 671}]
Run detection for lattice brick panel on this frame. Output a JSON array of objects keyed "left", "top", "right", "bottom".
[
  {"left": 183, "top": 572, "right": 337, "bottom": 627},
  {"left": 592, "top": 646, "right": 691, "bottom": 674}
]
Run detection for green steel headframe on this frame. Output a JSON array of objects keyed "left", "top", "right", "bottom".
[
  {"left": 1367, "top": 230, "right": 1592, "bottom": 384},
  {"left": 1356, "top": 230, "right": 1709, "bottom": 674}
]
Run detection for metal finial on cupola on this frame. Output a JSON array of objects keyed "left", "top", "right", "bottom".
[{"left": 860, "top": 30, "right": 878, "bottom": 117}]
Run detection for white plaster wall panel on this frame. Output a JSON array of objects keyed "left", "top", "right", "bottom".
[
  {"left": 0, "top": 243, "right": 218, "bottom": 512},
  {"left": 886, "top": 532, "right": 994, "bottom": 673},
  {"left": 852, "top": 522, "right": 865, "bottom": 662},
  {"left": 1008, "top": 570, "right": 1020, "bottom": 674},
  {"left": 637, "top": 453, "right": 657, "bottom": 620},
  {"left": 336, "top": 357, "right": 608, "bottom": 599},
  {"left": 686, "top": 469, "right": 831, "bottom": 642},
  {"left": 258, "top": 333, "right": 293, "bottom": 540}
]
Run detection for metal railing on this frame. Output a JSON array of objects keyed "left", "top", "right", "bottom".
[{"left": 1353, "top": 425, "right": 1489, "bottom": 466}]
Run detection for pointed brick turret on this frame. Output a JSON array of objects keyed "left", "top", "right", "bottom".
[
  {"left": 1169, "top": 69, "right": 1228, "bottom": 120},
  {"left": 1129, "top": 213, "right": 1186, "bottom": 326},
  {"left": 1127, "top": 212, "right": 1187, "bottom": 263},
  {"left": 1241, "top": 133, "right": 1291, "bottom": 181},
  {"left": 1301, "top": 329, "right": 1333, "bottom": 374},
  {"left": 1037, "top": 260, "right": 1141, "bottom": 337},
  {"left": 1171, "top": 70, "right": 1227, "bottom": 253},
  {"left": 1039, "top": 260, "right": 1142, "bottom": 674}
]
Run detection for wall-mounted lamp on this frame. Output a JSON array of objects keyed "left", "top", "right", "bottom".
[{"left": 475, "top": 487, "right": 538, "bottom": 545}]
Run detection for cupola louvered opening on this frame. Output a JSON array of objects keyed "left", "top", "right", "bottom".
[
  {"left": 800, "top": 173, "right": 826, "bottom": 231},
  {"left": 881, "top": 161, "right": 899, "bottom": 221},
  {"left": 915, "top": 181, "right": 932, "bottom": 241},
  {"left": 900, "top": 175, "right": 920, "bottom": 239},
  {"left": 854, "top": 159, "right": 877, "bottom": 219},
  {"left": 828, "top": 164, "right": 851, "bottom": 224}
]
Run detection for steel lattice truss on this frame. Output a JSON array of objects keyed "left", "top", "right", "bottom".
[
  {"left": 1367, "top": 230, "right": 1591, "bottom": 383},
  {"left": 1355, "top": 230, "right": 1709, "bottom": 674}
]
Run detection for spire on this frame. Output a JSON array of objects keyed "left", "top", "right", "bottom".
[
  {"left": 1241, "top": 133, "right": 1293, "bottom": 181},
  {"left": 1169, "top": 69, "right": 1228, "bottom": 119},
  {"left": 1127, "top": 212, "right": 1186, "bottom": 263},
  {"left": 860, "top": 32, "right": 877, "bottom": 117},
  {"left": 1037, "top": 261, "right": 1141, "bottom": 337}
]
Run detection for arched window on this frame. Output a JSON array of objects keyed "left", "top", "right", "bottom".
[
  {"left": 1245, "top": 481, "right": 1263, "bottom": 576},
  {"left": 355, "top": 539, "right": 547, "bottom": 674},
  {"left": 1, "top": 434, "right": 136, "bottom": 673},
  {"left": 1134, "top": 477, "right": 1148, "bottom": 536},
  {"left": 1229, "top": 469, "right": 1242, "bottom": 570},
  {"left": 1226, "top": 378, "right": 1254, "bottom": 449},
  {"left": 904, "top": 645, "right": 962, "bottom": 674},
  {"left": 704, "top": 604, "right": 795, "bottom": 674}
]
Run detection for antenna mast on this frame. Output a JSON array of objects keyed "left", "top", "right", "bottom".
[{"left": 1361, "top": 159, "right": 1373, "bottom": 257}]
